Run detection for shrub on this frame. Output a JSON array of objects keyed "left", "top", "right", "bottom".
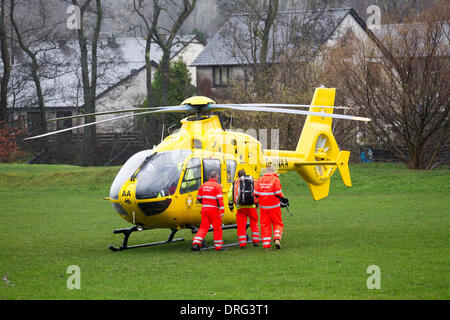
[{"left": 0, "top": 122, "right": 25, "bottom": 163}]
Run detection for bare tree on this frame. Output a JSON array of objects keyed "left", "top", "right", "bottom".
[
  {"left": 133, "top": 0, "right": 158, "bottom": 108},
  {"left": 71, "top": 0, "right": 102, "bottom": 165},
  {"left": 10, "top": 0, "right": 47, "bottom": 135},
  {"left": 9, "top": 0, "right": 68, "bottom": 161},
  {"left": 129, "top": 0, "right": 196, "bottom": 146},
  {"left": 131, "top": 0, "right": 161, "bottom": 148},
  {"left": 150, "top": 0, "right": 197, "bottom": 106},
  {"left": 0, "top": 0, "right": 11, "bottom": 124},
  {"left": 324, "top": 1, "right": 449, "bottom": 169},
  {"left": 242, "top": 0, "right": 279, "bottom": 95},
  {"left": 243, "top": 0, "right": 279, "bottom": 73},
  {"left": 217, "top": 1, "right": 349, "bottom": 150}
]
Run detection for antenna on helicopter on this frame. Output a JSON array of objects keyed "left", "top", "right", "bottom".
[{"left": 161, "top": 123, "right": 165, "bottom": 143}]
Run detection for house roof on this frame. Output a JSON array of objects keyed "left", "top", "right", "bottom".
[
  {"left": 6, "top": 35, "right": 199, "bottom": 109},
  {"left": 192, "top": 7, "right": 365, "bottom": 67}
]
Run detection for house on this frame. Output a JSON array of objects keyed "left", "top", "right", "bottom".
[
  {"left": 191, "top": 8, "right": 375, "bottom": 93},
  {"left": 7, "top": 35, "right": 204, "bottom": 135},
  {"left": 92, "top": 36, "right": 204, "bottom": 133}
]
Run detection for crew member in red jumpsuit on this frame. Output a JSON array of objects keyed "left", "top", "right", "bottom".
[
  {"left": 254, "top": 166, "right": 285, "bottom": 250},
  {"left": 191, "top": 170, "right": 225, "bottom": 251}
]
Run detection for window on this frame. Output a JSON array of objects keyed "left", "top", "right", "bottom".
[
  {"left": 226, "top": 160, "right": 237, "bottom": 183},
  {"left": 26, "top": 112, "right": 41, "bottom": 134},
  {"left": 203, "top": 158, "right": 221, "bottom": 184},
  {"left": 180, "top": 158, "right": 202, "bottom": 194},
  {"left": 231, "top": 139, "right": 238, "bottom": 155},
  {"left": 56, "top": 111, "right": 72, "bottom": 130},
  {"left": 192, "top": 138, "right": 202, "bottom": 149},
  {"left": 213, "top": 66, "right": 231, "bottom": 87}
]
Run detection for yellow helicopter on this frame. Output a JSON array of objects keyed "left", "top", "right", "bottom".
[{"left": 26, "top": 87, "right": 370, "bottom": 251}]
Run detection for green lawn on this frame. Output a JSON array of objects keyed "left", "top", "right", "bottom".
[{"left": 0, "top": 162, "right": 448, "bottom": 299}]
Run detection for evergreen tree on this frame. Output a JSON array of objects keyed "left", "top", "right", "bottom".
[
  {"left": 139, "top": 59, "right": 196, "bottom": 146},
  {"left": 151, "top": 59, "right": 195, "bottom": 106}
]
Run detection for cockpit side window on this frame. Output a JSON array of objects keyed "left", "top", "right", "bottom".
[
  {"left": 180, "top": 158, "right": 201, "bottom": 194},
  {"left": 192, "top": 138, "right": 202, "bottom": 149},
  {"left": 203, "top": 158, "right": 221, "bottom": 184}
]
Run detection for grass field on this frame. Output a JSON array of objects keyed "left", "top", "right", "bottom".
[{"left": 0, "top": 162, "right": 448, "bottom": 300}]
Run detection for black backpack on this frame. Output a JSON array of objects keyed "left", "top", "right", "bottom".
[{"left": 234, "top": 175, "right": 255, "bottom": 206}]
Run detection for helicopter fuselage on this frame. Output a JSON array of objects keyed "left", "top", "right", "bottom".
[
  {"left": 107, "top": 88, "right": 352, "bottom": 231},
  {"left": 108, "top": 114, "right": 270, "bottom": 230}
]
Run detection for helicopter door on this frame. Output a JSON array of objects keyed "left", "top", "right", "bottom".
[
  {"left": 203, "top": 158, "right": 221, "bottom": 184},
  {"left": 180, "top": 158, "right": 201, "bottom": 194},
  {"left": 226, "top": 160, "right": 237, "bottom": 183}
]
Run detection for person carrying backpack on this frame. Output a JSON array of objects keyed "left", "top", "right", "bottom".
[{"left": 228, "top": 169, "right": 260, "bottom": 248}]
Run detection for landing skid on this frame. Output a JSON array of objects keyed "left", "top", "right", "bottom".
[
  {"left": 108, "top": 226, "right": 185, "bottom": 252},
  {"left": 199, "top": 238, "right": 252, "bottom": 251},
  {"left": 109, "top": 222, "right": 251, "bottom": 252},
  {"left": 186, "top": 223, "right": 252, "bottom": 251}
]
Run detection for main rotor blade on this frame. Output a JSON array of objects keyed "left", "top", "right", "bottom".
[
  {"left": 25, "top": 105, "right": 193, "bottom": 141},
  {"left": 210, "top": 104, "right": 371, "bottom": 122},
  {"left": 47, "top": 106, "right": 177, "bottom": 122},
  {"left": 46, "top": 102, "right": 348, "bottom": 123},
  {"left": 222, "top": 103, "right": 350, "bottom": 110}
]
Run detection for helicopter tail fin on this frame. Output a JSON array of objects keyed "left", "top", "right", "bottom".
[{"left": 294, "top": 87, "right": 352, "bottom": 200}]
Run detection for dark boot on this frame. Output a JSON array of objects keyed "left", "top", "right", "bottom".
[{"left": 274, "top": 239, "right": 281, "bottom": 249}]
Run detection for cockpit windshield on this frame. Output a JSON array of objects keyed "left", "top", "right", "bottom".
[
  {"left": 135, "top": 150, "right": 192, "bottom": 199},
  {"left": 110, "top": 149, "right": 153, "bottom": 200}
]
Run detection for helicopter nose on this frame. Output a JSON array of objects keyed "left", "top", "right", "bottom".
[
  {"left": 137, "top": 198, "right": 172, "bottom": 216},
  {"left": 119, "top": 183, "right": 136, "bottom": 209}
]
